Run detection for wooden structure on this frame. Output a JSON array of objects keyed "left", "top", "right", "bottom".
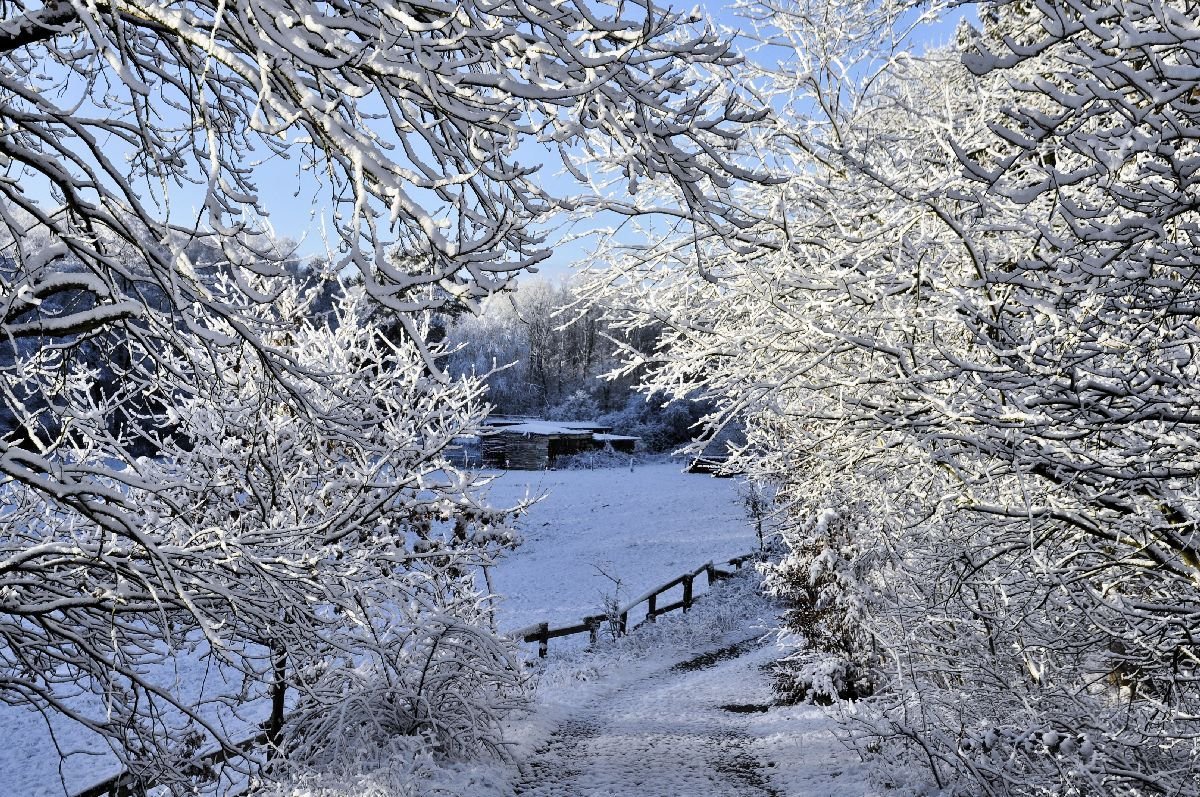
[
  {"left": 512, "top": 552, "right": 759, "bottom": 657},
  {"left": 481, "top": 422, "right": 596, "bottom": 469},
  {"left": 480, "top": 420, "right": 639, "bottom": 469}
]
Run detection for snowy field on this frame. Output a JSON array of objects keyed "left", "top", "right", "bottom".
[
  {"left": 482, "top": 461, "right": 758, "bottom": 636},
  {"left": 2, "top": 461, "right": 757, "bottom": 796}
]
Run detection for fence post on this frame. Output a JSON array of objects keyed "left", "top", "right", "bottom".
[
  {"left": 647, "top": 593, "right": 657, "bottom": 623},
  {"left": 683, "top": 574, "right": 694, "bottom": 611},
  {"left": 587, "top": 615, "right": 602, "bottom": 646},
  {"left": 619, "top": 610, "right": 628, "bottom": 636},
  {"left": 705, "top": 563, "right": 716, "bottom": 585},
  {"left": 537, "top": 622, "right": 549, "bottom": 658}
]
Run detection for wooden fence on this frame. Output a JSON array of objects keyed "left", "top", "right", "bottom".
[{"left": 511, "top": 552, "right": 759, "bottom": 657}]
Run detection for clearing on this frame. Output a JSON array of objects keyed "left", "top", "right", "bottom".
[
  {"left": 482, "top": 461, "right": 757, "bottom": 635},
  {"left": 1, "top": 461, "right": 864, "bottom": 796}
]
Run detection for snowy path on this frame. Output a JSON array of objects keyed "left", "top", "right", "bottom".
[
  {"left": 508, "top": 571, "right": 874, "bottom": 797},
  {"left": 516, "top": 635, "right": 776, "bottom": 797}
]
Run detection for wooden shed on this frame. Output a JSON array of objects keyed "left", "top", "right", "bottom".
[{"left": 481, "top": 422, "right": 597, "bottom": 470}]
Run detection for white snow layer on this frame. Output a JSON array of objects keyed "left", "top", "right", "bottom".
[
  {"left": 484, "top": 462, "right": 759, "bottom": 637},
  {"left": 3, "top": 462, "right": 866, "bottom": 796}
]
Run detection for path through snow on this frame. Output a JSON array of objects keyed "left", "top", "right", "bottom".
[
  {"left": 516, "top": 635, "right": 776, "bottom": 797},
  {"left": 509, "top": 575, "right": 873, "bottom": 797}
]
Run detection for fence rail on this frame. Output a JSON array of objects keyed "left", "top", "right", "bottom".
[{"left": 511, "top": 552, "right": 759, "bottom": 657}]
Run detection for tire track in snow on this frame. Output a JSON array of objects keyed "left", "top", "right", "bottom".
[{"left": 515, "top": 635, "right": 782, "bottom": 797}]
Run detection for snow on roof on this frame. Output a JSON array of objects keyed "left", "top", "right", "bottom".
[
  {"left": 481, "top": 419, "right": 632, "bottom": 439},
  {"left": 484, "top": 421, "right": 592, "bottom": 436},
  {"left": 482, "top": 415, "right": 538, "bottom": 426}
]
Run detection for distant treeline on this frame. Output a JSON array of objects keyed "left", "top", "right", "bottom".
[
  {"left": 442, "top": 277, "right": 709, "bottom": 453},
  {"left": 2, "top": 251, "right": 703, "bottom": 457}
]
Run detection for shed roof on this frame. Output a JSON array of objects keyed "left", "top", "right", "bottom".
[
  {"left": 483, "top": 421, "right": 593, "bottom": 437},
  {"left": 482, "top": 415, "right": 538, "bottom": 427}
]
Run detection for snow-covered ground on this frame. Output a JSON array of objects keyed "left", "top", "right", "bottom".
[
  {"left": 3, "top": 461, "right": 838, "bottom": 797},
  {"left": 490, "top": 462, "right": 869, "bottom": 796},
  {"left": 508, "top": 571, "right": 873, "bottom": 797}
]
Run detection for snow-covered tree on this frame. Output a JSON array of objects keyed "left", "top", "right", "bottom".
[
  {"left": 0, "top": 0, "right": 759, "bottom": 317},
  {"left": 445, "top": 277, "right": 636, "bottom": 413},
  {"left": 581, "top": 0, "right": 1200, "bottom": 793},
  {"left": 1, "top": 277, "right": 525, "bottom": 789}
]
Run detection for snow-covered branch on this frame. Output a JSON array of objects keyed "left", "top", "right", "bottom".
[{"left": 577, "top": 1, "right": 1200, "bottom": 793}]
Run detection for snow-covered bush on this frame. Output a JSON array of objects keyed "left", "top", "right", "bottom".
[
  {"left": 766, "top": 503, "right": 881, "bottom": 703},
  {"left": 0, "top": 274, "right": 528, "bottom": 788},
  {"left": 849, "top": 495, "right": 1200, "bottom": 796},
  {"left": 255, "top": 734, "right": 514, "bottom": 797},
  {"left": 554, "top": 447, "right": 637, "bottom": 471},
  {"left": 276, "top": 617, "right": 525, "bottom": 769}
]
